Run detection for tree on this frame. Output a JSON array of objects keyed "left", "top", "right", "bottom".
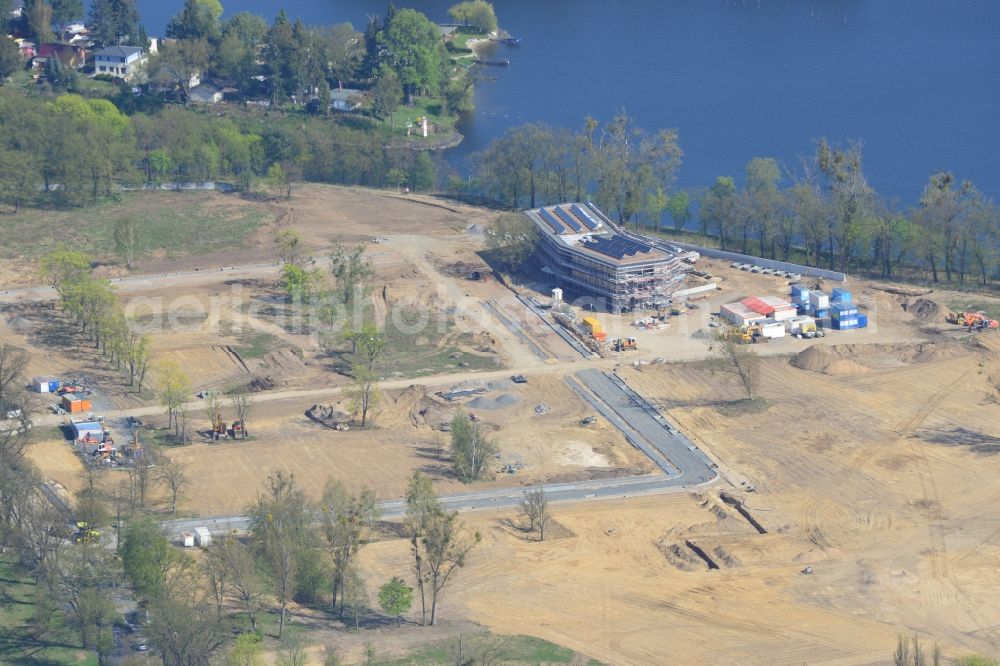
[
  {"left": 88, "top": 0, "right": 140, "bottom": 47},
  {"left": 227, "top": 632, "right": 264, "bottom": 666},
  {"left": 157, "top": 460, "right": 187, "bottom": 516},
  {"left": 166, "top": 0, "right": 222, "bottom": 41},
  {"left": 320, "top": 479, "right": 365, "bottom": 615},
  {"left": 448, "top": 0, "right": 498, "bottom": 33},
  {"left": 148, "top": 38, "right": 212, "bottom": 105},
  {"left": 709, "top": 331, "right": 761, "bottom": 401},
  {"left": 519, "top": 485, "right": 551, "bottom": 541},
  {"left": 342, "top": 567, "right": 369, "bottom": 630},
  {"left": 666, "top": 190, "right": 692, "bottom": 231},
  {"left": 370, "top": 66, "right": 402, "bottom": 120},
  {"left": 26, "top": 0, "right": 55, "bottom": 44},
  {"left": 50, "top": 0, "right": 83, "bottom": 25},
  {"left": 404, "top": 471, "right": 439, "bottom": 625},
  {"left": 146, "top": 595, "right": 226, "bottom": 666},
  {"left": 450, "top": 409, "right": 497, "bottom": 483},
  {"left": 700, "top": 176, "right": 738, "bottom": 248},
  {"left": 485, "top": 212, "right": 538, "bottom": 271},
  {"left": 156, "top": 359, "right": 191, "bottom": 438},
  {"left": 419, "top": 508, "right": 480, "bottom": 625},
  {"left": 247, "top": 471, "right": 311, "bottom": 638},
  {"left": 230, "top": 385, "right": 253, "bottom": 438},
  {"left": 892, "top": 634, "right": 940, "bottom": 666},
  {"left": 329, "top": 240, "right": 374, "bottom": 307},
  {"left": 347, "top": 363, "right": 379, "bottom": 429},
  {"left": 218, "top": 534, "right": 264, "bottom": 632},
  {"left": 280, "top": 263, "right": 324, "bottom": 302},
  {"left": 266, "top": 163, "right": 291, "bottom": 199},
  {"left": 113, "top": 217, "right": 140, "bottom": 269},
  {"left": 378, "top": 8, "right": 444, "bottom": 103},
  {"left": 378, "top": 576, "right": 413, "bottom": 627},
  {"left": 0, "top": 37, "right": 21, "bottom": 83},
  {"left": 127, "top": 444, "right": 158, "bottom": 507},
  {"left": 120, "top": 518, "right": 187, "bottom": 600}
]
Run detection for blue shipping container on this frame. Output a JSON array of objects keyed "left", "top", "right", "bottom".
[
  {"left": 48, "top": 380, "right": 60, "bottom": 392},
  {"left": 791, "top": 284, "right": 810, "bottom": 302},
  {"left": 831, "top": 287, "right": 852, "bottom": 303},
  {"left": 858, "top": 313, "right": 868, "bottom": 328},
  {"left": 815, "top": 317, "right": 832, "bottom": 329},
  {"left": 815, "top": 308, "right": 830, "bottom": 318},
  {"left": 796, "top": 303, "right": 813, "bottom": 315}
]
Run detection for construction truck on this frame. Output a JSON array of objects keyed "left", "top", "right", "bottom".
[
  {"left": 611, "top": 337, "right": 638, "bottom": 352},
  {"left": 946, "top": 311, "right": 999, "bottom": 331},
  {"left": 74, "top": 521, "right": 100, "bottom": 545}
]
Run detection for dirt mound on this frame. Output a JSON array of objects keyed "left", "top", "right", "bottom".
[
  {"left": 791, "top": 346, "right": 871, "bottom": 376},
  {"left": 792, "top": 341, "right": 970, "bottom": 374},
  {"left": 467, "top": 393, "right": 520, "bottom": 410},
  {"left": 656, "top": 539, "right": 701, "bottom": 572},
  {"left": 248, "top": 375, "right": 276, "bottom": 392},
  {"left": 904, "top": 297, "right": 949, "bottom": 324}
]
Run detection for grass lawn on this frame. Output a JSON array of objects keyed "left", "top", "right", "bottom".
[
  {"left": 451, "top": 27, "right": 486, "bottom": 51},
  {"left": 0, "top": 190, "right": 271, "bottom": 263},
  {"left": 373, "top": 633, "right": 603, "bottom": 665},
  {"left": 0, "top": 554, "right": 98, "bottom": 666},
  {"left": 389, "top": 96, "right": 458, "bottom": 136},
  {"left": 946, "top": 297, "right": 1000, "bottom": 320}
]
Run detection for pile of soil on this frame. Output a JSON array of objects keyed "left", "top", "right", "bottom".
[
  {"left": 904, "top": 297, "right": 949, "bottom": 324},
  {"left": 792, "top": 341, "right": 969, "bottom": 375},
  {"left": 467, "top": 393, "right": 519, "bottom": 410},
  {"left": 791, "top": 346, "right": 871, "bottom": 376},
  {"left": 7, "top": 316, "right": 32, "bottom": 332}
]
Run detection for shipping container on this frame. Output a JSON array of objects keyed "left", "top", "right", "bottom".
[
  {"left": 815, "top": 317, "right": 832, "bottom": 329},
  {"left": 31, "top": 377, "right": 60, "bottom": 393},
  {"left": 809, "top": 291, "right": 830, "bottom": 309},
  {"left": 858, "top": 313, "right": 868, "bottom": 328},
  {"left": 62, "top": 395, "right": 92, "bottom": 413},
  {"left": 581, "top": 316, "right": 604, "bottom": 335},
  {"left": 796, "top": 303, "right": 813, "bottom": 316},
  {"left": 790, "top": 284, "right": 810, "bottom": 303},
  {"left": 815, "top": 308, "right": 830, "bottom": 319},
  {"left": 195, "top": 527, "right": 212, "bottom": 547},
  {"left": 831, "top": 287, "right": 852, "bottom": 303}
]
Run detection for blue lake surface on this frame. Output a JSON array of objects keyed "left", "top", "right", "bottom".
[{"left": 132, "top": 0, "right": 1000, "bottom": 202}]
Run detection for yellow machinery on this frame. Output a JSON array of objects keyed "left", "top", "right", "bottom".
[
  {"left": 74, "top": 521, "right": 100, "bottom": 544},
  {"left": 947, "top": 311, "right": 999, "bottom": 330},
  {"left": 611, "top": 337, "right": 637, "bottom": 352}
]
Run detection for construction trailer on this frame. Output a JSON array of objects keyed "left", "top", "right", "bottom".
[
  {"left": 62, "top": 395, "right": 92, "bottom": 413},
  {"left": 31, "top": 377, "right": 61, "bottom": 393},
  {"left": 194, "top": 527, "right": 212, "bottom": 547},
  {"left": 525, "top": 203, "right": 687, "bottom": 313}
]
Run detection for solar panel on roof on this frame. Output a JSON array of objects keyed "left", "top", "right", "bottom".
[
  {"left": 538, "top": 208, "right": 565, "bottom": 233},
  {"left": 571, "top": 204, "right": 600, "bottom": 230},
  {"left": 553, "top": 206, "right": 582, "bottom": 232}
]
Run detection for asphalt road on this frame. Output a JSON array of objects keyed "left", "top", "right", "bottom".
[{"left": 162, "top": 368, "right": 718, "bottom": 536}]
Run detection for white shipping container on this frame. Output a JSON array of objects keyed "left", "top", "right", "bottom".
[
  {"left": 809, "top": 291, "right": 830, "bottom": 309},
  {"left": 195, "top": 527, "right": 212, "bottom": 547},
  {"left": 785, "top": 316, "right": 816, "bottom": 334},
  {"left": 181, "top": 532, "right": 195, "bottom": 548},
  {"left": 759, "top": 320, "right": 786, "bottom": 339}
]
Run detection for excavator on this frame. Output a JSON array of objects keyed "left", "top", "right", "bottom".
[
  {"left": 73, "top": 521, "right": 100, "bottom": 545},
  {"left": 946, "top": 311, "right": 999, "bottom": 331},
  {"left": 610, "top": 337, "right": 638, "bottom": 352}
]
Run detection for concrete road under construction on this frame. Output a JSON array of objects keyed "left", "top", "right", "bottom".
[{"left": 163, "top": 369, "right": 718, "bottom": 536}]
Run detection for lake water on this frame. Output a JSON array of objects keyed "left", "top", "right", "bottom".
[{"left": 133, "top": 0, "right": 1000, "bottom": 203}]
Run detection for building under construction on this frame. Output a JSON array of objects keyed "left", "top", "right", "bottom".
[{"left": 525, "top": 203, "right": 686, "bottom": 313}]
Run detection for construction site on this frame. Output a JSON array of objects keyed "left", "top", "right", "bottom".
[
  {"left": 4, "top": 183, "right": 1000, "bottom": 664},
  {"left": 525, "top": 203, "right": 688, "bottom": 313}
]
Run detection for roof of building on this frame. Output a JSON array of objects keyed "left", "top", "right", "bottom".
[
  {"left": 330, "top": 88, "right": 362, "bottom": 101},
  {"left": 526, "top": 203, "right": 675, "bottom": 267},
  {"left": 188, "top": 83, "right": 223, "bottom": 102},
  {"left": 94, "top": 45, "right": 143, "bottom": 59}
]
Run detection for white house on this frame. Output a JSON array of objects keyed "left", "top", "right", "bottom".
[{"left": 94, "top": 46, "right": 147, "bottom": 81}]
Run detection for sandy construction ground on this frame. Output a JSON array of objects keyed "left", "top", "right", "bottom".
[{"left": 355, "top": 333, "right": 1000, "bottom": 664}]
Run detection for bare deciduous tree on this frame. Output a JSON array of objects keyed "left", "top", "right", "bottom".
[
  {"left": 709, "top": 331, "right": 761, "bottom": 401},
  {"left": 519, "top": 485, "right": 551, "bottom": 541},
  {"left": 113, "top": 218, "right": 140, "bottom": 270},
  {"left": 157, "top": 460, "right": 187, "bottom": 516},
  {"left": 219, "top": 535, "right": 264, "bottom": 633},
  {"left": 230, "top": 386, "right": 253, "bottom": 439}
]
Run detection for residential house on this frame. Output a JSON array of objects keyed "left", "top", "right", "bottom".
[
  {"left": 15, "top": 39, "right": 36, "bottom": 59},
  {"left": 188, "top": 82, "right": 223, "bottom": 104},
  {"left": 38, "top": 43, "right": 88, "bottom": 69},
  {"left": 330, "top": 88, "right": 363, "bottom": 111},
  {"left": 93, "top": 45, "right": 146, "bottom": 80}
]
